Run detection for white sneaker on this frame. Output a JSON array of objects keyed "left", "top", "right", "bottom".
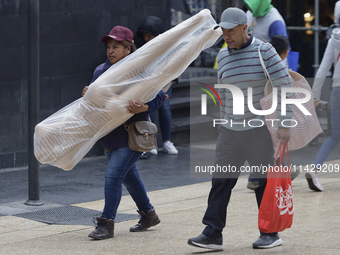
[
  {"left": 305, "top": 171, "right": 324, "bottom": 191},
  {"left": 162, "top": 141, "right": 178, "bottom": 155},
  {"left": 149, "top": 148, "right": 158, "bottom": 155}
]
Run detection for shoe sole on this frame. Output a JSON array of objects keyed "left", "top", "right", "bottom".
[
  {"left": 163, "top": 151, "right": 178, "bottom": 155},
  {"left": 291, "top": 170, "right": 300, "bottom": 181},
  {"left": 88, "top": 234, "right": 113, "bottom": 240},
  {"left": 152, "top": 219, "right": 160, "bottom": 227},
  {"left": 305, "top": 173, "right": 323, "bottom": 191},
  {"left": 253, "top": 238, "right": 283, "bottom": 249},
  {"left": 188, "top": 241, "right": 224, "bottom": 251},
  {"left": 247, "top": 184, "right": 259, "bottom": 191},
  {"left": 149, "top": 150, "right": 158, "bottom": 155},
  {"left": 161, "top": 147, "right": 178, "bottom": 155},
  {"left": 129, "top": 219, "right": 160, "bottom": 232}
]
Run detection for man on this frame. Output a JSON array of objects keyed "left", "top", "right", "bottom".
[
  {"left": 187, "top": 7, "right": 292, "bottom": 250},
  {"left": 243, "top": 0, "right": 299, "bottom": 189}
]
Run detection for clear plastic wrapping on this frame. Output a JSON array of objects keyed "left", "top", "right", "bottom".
[{"left": 34, "top": 9, "right": 222, "bottom": 170}]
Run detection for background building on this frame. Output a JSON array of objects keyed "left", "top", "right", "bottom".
[
  {"left": 0, "top": 0, "right": 171, "bottom": 168},
  {"left": 0, "top": 0, "right": 338, "bottom": 168}
]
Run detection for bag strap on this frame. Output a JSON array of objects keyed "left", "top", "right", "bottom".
[
  {"left": 273, "top": 142, "right": 283, "bottom": 164},
  {"left": 274, "top": 142, "right": 290, "bottom": 167},
  {"left": 280, "top": 143, "right": 290, "bottom": 167},
  {"left": 124, "top": 117, "right": 153, "bottom": 130},
  {"left": 258, "top": 43, "right": 273, "bottom": 96},
  {"left": 258, "top": 42, "right": 270, "bottom": 80}
]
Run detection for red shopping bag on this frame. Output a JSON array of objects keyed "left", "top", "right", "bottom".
[{"left": 258, "top": 143, "right": 294, "bottom": 233}]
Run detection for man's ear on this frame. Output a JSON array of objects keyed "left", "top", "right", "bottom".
[{"left": 243, "top": 24, "right": 248, "bottom": 33}]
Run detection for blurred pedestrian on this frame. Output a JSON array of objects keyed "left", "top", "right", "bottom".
[
  {"left": 270, "top": 35, "right": 290, "bottom": 62},
  {"left": 83, "top": 26, "right": 165, "bottom": 240},
  {"left": 335, "top": 0, "right": 340, "bottom": 24},
  {"left": 187, "top": 7, "right": 292, "bottom": 251},
  {"left": 326, "top": 1, "right": 340, "bottom": 40},
  {"left": 135, "top": 16, "right": 178, "bottom": 158},
  {"left": 308, "top": 28, "right": 340, "bottom": 192},
  {"left": 244, "top": 0, "right": 288, "bottom": 42}
]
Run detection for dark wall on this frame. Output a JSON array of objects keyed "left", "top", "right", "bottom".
[{"left": 0, "top": 0, "right": 171, "bottom": 169}]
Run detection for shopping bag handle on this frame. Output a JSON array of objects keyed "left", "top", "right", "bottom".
[{"left": 274, "top": 143, "right": 289, "bottom": 167}]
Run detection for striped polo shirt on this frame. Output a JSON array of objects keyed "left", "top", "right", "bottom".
[{"left": 217, "top": 36, "right": 293, "bottom": 131}]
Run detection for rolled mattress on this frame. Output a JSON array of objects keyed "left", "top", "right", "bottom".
[{"left": 34, "top": 9, "right": 222, "bottom": 170}]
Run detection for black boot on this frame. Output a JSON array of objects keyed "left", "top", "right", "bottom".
[
  {"left": 88, "top": 217, "right": 114, "bottom": 240},
  {"left": 129, "top": 208, "right": 160, "bottom": 232}
]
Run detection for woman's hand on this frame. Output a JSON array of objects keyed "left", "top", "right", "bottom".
[
  {"left": 163, "top": 94, "right": 169, "bottom": 101},
  {"left": 126, "top": 100, "right": 149, "bottom": 114},
  {"left": 82, "top": 86, "right": 89, "bottom": 97}
]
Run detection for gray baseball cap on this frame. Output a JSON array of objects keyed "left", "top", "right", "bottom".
[{"left": 214, "top": 7, "right": 247, "bottom": 30}]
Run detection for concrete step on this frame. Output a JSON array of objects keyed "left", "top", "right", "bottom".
[
  {"left": 168, "top": 114, "right": 219, "bottom": 146},
  {"left": 167, "top": 68, "right": 218, "bottom": 145}
]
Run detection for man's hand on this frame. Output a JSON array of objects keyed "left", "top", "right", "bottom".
[
  {"left": 126, "top": 100, "right": 149, "bottom": 114},
  {"left": 277, "top": 127, "right": 290, "bottom": 144},
  {"left": 314, "top": 98, "right": 320, "bottom": 107},
  {"left": 82, "top": 86, "right": 89, "bottom": 97},
  {"left": 163, "top": 94, "right": 169, "bottom": 101}
]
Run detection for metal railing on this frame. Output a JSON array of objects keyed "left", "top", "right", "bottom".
[{"left": 287, "top": 0, "right": 330, "bottom": 76}]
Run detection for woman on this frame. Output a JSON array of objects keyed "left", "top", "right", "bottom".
[
  {"left": 309, "top": 28, "right": 340, "bottom": 191},
  {"left": 83, "top": 26, "right": 167, "bottom": 240},
  {"left": 135, "top": 16, "right": 178, "bottom": 157}
]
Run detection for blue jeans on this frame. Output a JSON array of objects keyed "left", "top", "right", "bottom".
[
  {"left": 313, "top": 86, "right": 340, "bottom": 166},
  {"left": 101, "top": 147, "right": 152, "bottom": 219},
  {"left": 150, "top": 85, "right": 173, "bottom": 141}
]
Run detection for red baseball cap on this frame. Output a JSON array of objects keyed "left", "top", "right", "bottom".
[{"left": 101, "top": 26, "right": 134, "bottom": 43}]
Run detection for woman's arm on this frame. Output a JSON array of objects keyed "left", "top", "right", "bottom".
[
  {"left": 312, "top": 40, "right": 334, "bottom": 99},
  {"left": 126, "top": 91, "right": 166, "bottom": 114}
]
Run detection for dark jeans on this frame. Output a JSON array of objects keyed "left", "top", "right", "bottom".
[
  {"left": 248, "top": 158, "right": 284, "bottom": 182},
  {"left": 202, "top": 126, "right": 275, "bottom": 238},
  {"left": 150, "top": 85, "right": 173, "bottom": 141}
]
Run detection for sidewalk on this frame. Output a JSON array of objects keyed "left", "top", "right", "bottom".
[
  {"left": 0, "top": 173, "right": 339, "bottom": 254},
  {"left": 1, "top": 142, "right": 340, "bottom": 254}
]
